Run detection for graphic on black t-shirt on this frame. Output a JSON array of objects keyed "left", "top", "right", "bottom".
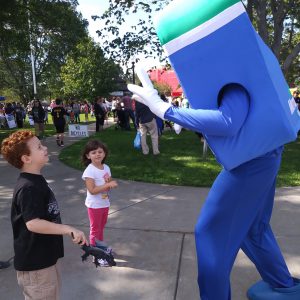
[
  {"left": 51, "top": 107, "right": 67, "bottom": 122},
  {"left": 33, "top": 110, "right": 39, "bottom": 119},
  {"left": 48, "top": 188, "right": 61, "bottom": 224}
]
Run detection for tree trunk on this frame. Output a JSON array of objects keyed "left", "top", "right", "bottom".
[
  {"left": 256, "top": 0, "right": 270, "bottom": 45},
  {"left": 282, "top": 42, "right": 300, "bottom": 75},
  {"left": 270, "top": 0, "right": 285, "bottom": 57},
  {"left": 244, "top": 0, "right": 255, "bottom": 22}
]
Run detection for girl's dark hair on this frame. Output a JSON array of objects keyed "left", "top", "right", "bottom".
[{"left": 81, "top": 139, "right": 108, "bottom": 167}]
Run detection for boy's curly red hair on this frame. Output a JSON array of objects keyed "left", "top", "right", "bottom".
[{"left": 1, "top": 130, "right": 35, "bottom": 169}]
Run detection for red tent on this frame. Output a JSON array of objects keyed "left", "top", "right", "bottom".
[
  {"left": 172, "top": 87, "right": 183, "bottom": 97},
  {"left": 148, "top": 68, "right": 182, "bottom": 97}
]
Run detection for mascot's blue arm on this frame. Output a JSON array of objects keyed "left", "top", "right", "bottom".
[{"left": 165, "top": 84, "right": 249, "bottom": 136}]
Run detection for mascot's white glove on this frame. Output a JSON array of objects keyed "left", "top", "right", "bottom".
[
  {"left": 127, "top": 65, "right": 172, "bottom": 120},
  {"left": 174, "top": 123, "right": 182, "bottom": 134}
]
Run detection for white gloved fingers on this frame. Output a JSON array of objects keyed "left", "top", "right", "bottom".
[
  {"left": 128, "top": 83, "right": 158, "bottom": 100},
  {"left": 127, "top": 84, "right": 146, "bottom": 98},
  {"left": 135, "top": 64, "right": 155, "bottom": 91},
  {"left": 174, "top": 123, "right": 182, "bottom": 134},
  {"left": 128, "top": 77, "right": 172, "bottom": 120},
  {"left": 132, "top": 94, "right": 147, "bottom": 105}
]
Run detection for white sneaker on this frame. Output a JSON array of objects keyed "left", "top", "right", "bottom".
[{"left": 98, "top": 259, "right": 110, "bottom": 267}]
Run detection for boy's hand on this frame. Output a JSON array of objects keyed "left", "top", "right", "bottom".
[{"left": 71, "top": 229, "right": 89, "bottom": 246}]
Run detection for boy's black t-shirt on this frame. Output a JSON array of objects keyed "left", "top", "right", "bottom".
[
  {"left": 11, "top": 172, "right": 64, "bottom": 271},
  {"left": 51, "top": 106, "right": 67, "bottom": 124}
]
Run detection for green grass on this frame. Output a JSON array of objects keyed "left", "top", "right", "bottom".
[
  {"left": 59, "top": 126, "right": 300, "bottom": 187},
  {"left": 278, "top": 137, "right": 300, "bottom": 186}
]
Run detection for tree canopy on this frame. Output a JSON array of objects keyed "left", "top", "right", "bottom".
[
  {"left": 94, "top": 0, "right": 300, "bottom": 85},
  {"left": 0, "top": 0, "right": 89, "bottom": 102},
  {"left": 61, "top": 37, "right": 122, "bottom": 101}
]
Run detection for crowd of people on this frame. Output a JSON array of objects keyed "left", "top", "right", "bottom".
[
  {"left": 1, "top": 88, "right": 298, "bottom": 152},
  {"left": 0, "top": 92, "right": 190, "bottom": 152},
  {"left": 0, "top": 92, "right": 188, "bottom": 165}
]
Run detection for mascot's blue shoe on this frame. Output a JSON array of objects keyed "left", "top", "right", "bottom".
[{"left": 247, "top": 278, "right": 300, "bottom": 300}]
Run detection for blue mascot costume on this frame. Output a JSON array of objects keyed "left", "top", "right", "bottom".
[{"left": 128, "top": 0, "right": 300, "bottom": 299}]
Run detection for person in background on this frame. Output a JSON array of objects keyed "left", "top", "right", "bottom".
[
  {"left": 160, "top": 94, "right": 173, "bottom": 130},
  {"left": 83, "top": 101, "right": 89, "bottom": 123},
  {"left": 101, "top": 98, "right": 109, "bottom": 125},
  {"left": 72, "top": 100, "right": 81, "bottom": 123},
  {"left": 4, "top": 102, "right": 15, "bottom": 115},
  {"left": 293, "top": 90, "right": 300, "bottom": 111},
  {"left": 122, "top": 92, "right": 136, "bottom": 130},
  {"left": 0, "top": 103, "right": 6, "bottom": 128},
  {"left": 51, "top": 98, "right": 68, "bottom": 147},
  {"left": 135, "top": 100, "right": 160, "bottom": 155},
  {"left": 43, "top": 103, "right": 49, "bottom": 124},
  {"left": 31, "top": 100, "right": 45, "bottom": 140},
  {"left": 181, "top": 95, "right": 190, "bottom": 108},
  {"left": 111, "top": 97, "right": 117, "bottom": 119},
  {"left": 14, "top": 103, "right": 25, "bottom": 128},
  {"left": 105, "top": 98, "right": 112, "bottom": 119},
  {"left": 94, "top": 97, "right": 105, "bottom": 132},
  {"left": 64, "top": 101, "right": 72, "bottom": 124},
  {"left": 115, "top": 102, "right": 127, "bottom": 130},
  {"left": 50, "top": 99, "right": 56, "bottom": 110}
]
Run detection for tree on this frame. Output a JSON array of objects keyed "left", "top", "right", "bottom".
[
  {"left": 153, "top": 80, "right": 172, "bottom": 95},
  {"left": 0, "top": 0, "right": 88, "bottom": 102},
  {"left": 244, "top": 0, "right": 300, "bottom": 84},
  {"left": 92, "top": 0, "right": 170, "bottom": 68},
  {"left": 61, "top": 38, "right": 122, "bottom": 101},
  {"left": 93, "top": 0, "right": 299, "bottom": 84}
]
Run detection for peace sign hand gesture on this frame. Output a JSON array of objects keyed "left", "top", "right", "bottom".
[{"left": 127, "top": 65, "right": 171, "bottom": 120}]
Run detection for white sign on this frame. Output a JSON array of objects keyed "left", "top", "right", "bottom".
[
  {"left": 28, "top": 116, "right": 34, "bottom": 126},
  {"left": 6, "top": 114, "right": 16, "bottom": 128},
  {"left": 110, "top": 91, "right": 124, "bottom": 96},
  {"left": 68, "top": 124, "right": 89, "bottom": 137}
]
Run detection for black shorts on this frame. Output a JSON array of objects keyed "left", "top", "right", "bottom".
[{"left": 54, "top": 121, "right": 65, "bottom": 133}]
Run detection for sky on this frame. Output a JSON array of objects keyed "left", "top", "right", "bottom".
[
  {"left": 76, "top": 0, "right": 108, "bottom": 42},
  {"left": 76, "top": 0, "right": 161, "bottom": 70}
]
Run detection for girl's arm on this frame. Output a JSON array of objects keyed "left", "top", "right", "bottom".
[{"left": 85, "top": 177, "right": 117, "bottom": 195}]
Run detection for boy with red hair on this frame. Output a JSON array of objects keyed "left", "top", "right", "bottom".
[{"left": 1, "top": 130, "right": 88, "bottom": 300}]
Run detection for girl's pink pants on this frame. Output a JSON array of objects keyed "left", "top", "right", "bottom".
[{"left": 87, "top": 207, "right": 109, "bottom": 246}]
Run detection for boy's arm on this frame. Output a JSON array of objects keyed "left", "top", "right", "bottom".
[
  {"left": 84, "top": 177, "right": 117, "bottom": 195},
  {"left": 26, "top": 218, "right": 88, "bottom": 245}
]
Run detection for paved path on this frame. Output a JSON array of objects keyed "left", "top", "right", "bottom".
[{"left": 0, "top": 121, "right": 299, "bottom": 299}]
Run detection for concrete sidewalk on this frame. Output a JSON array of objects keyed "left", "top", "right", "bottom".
[{"left": 0, "top": 121, "right": 300, "bottom": 300}]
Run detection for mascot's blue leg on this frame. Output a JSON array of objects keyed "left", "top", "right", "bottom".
[
  {"left": 241, "top": 184, "right": 293, "bottom": 288},
  {"left": 194, "top": 149, "right": 295, "bottom": 300}
]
